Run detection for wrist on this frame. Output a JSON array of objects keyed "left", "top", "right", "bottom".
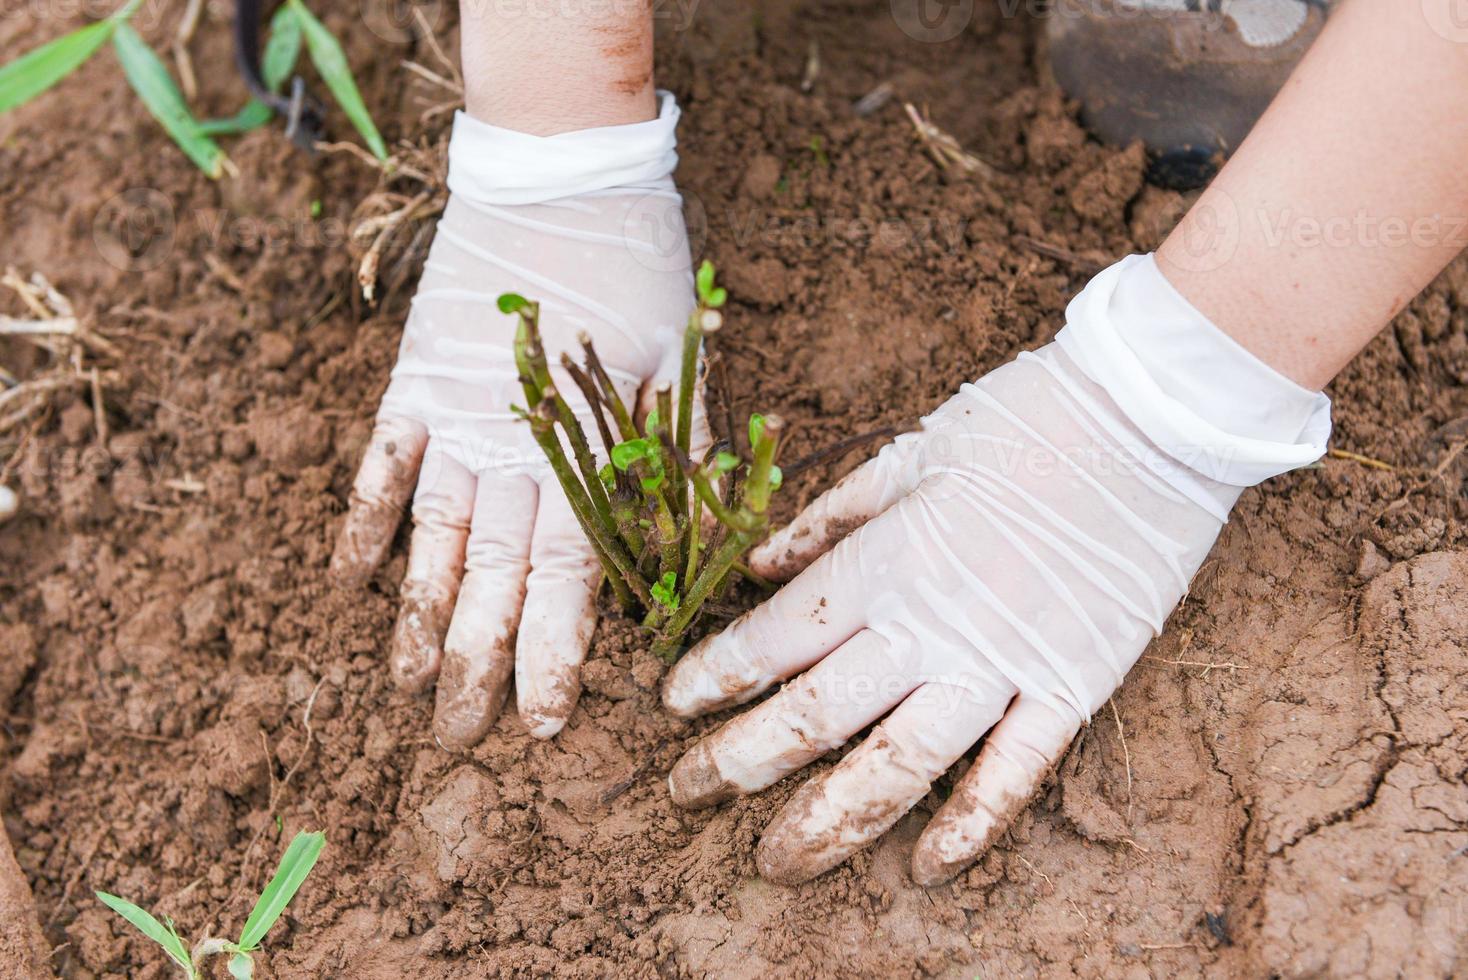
[
  {"left": 446, "top": 91, "right": 681, "bottom": 206},
  {"left": 1054, "top": 253, "right": 1331, "bottom": 494}
]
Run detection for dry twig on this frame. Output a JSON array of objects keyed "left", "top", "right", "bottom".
[{"left": 903, "top": 103, "right": 999, "bottom": 179}]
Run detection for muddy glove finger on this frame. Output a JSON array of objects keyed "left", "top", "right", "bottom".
[
  {"left": 669, "top": 629, "right": 918, "bottom": 809},
  {"left": 911, "top": 697, "right": 1080, "bottom": 886},
  {"left": 755, "top": 679, "right": 1011, "bottom": 886},
  {"left": 331, "top": 415, "right": 429, "bottom": 586},
  {"left": 391, "top": 446, "right": 474, "bottom": 692},
  {"left": 662, "top": 511, "right": 907, "bottom": 718},
  {"left": 747, "top": 431, "right": 916, "bottom": 582},
  {"left": 514, "top": 475, "right": 601, "bottom": 739},
  {"left": 432, "top": 472, "right": 538, "bottom": 752}
]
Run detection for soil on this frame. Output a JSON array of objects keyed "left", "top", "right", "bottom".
[{"left": 2, "top": 1, "right": 1467, "bottom": 977}]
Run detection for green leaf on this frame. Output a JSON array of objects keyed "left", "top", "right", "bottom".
[
  {"left": 497, "top": 293, "right": 529, "bottom": 315},
  {"left": 639, "top": 472, "right": 665, "bottom": 492},
  {"left": 199, "top": 99, "right": 273, "bottom": 136},
  {"left": 201, "top": 5, "right": 300, "bottom": 136},
  {"left": 695, "top": 260, "right": 726, "bottom": 308},
  {"left": 112, "top": 23, "right": 226, "bottom": 178},
  {"left": 95, "top": 892, "right": 196, "bottom": 979},
  {"left": 611, "top": 438, "right": 652, "bottom": 472},
  {"left": 598, "top": 463, "right": 615, "bottom": 490},
  {"left": 650, "top": 571, "right": 679, "bottom": 612},
  {"left": 289, "top": 0, "right": 387, "bottom": 160},
  {"left": 237, "top": 831, "right": 326, "bottom": 951},
  {"left": 262, "top": 3, "right": 303, "bottom": 92},
  {"left": 748, "top": 414, "right": 766, "bottom": 448},
  {"left": 228, "top": 952, "right": 255, "bottom": 979},
  {"left": 0, "top": 20, "right": 114, "bottom": 116},
  {"left": 713, "top": 451, "right": 740, "bottom": 474},
  {"left": 768, "top": 465, "right": 783, "bottom": 490},
  {"left": 644, "top": 408, "right": 660, "bottom": 432}
]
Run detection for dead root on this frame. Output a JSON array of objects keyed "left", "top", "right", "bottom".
[
  {"left": 0, "top": 271, "right": 121, "bottom": 518},
  {"left": 903, "top": 103, "right": 1000, "bottom": 179},
  {"left": 332, "top": 133, "right": 448, "bottom": 304}
]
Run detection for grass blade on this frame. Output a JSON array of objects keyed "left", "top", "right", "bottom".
[
  {"left": 0, "top": 20, "right": 114, "bottom": 115},
  {"left": 236, "top": 830, "right": 325, "bottom": 951},
  {"left": 200, "top": 100, "right": 273, "bottom": 136},
  {"left": 288, "top": 0, "right": 386, "bottom": 159},
  {"left": 94, "top": 892, "right": 196, "bottom": 979},
  {"left": 201, "top": 4, "right": 301, "bottom": 137},
  {"left": 111, "top": 22, "right": 226, "bottom": 177},
  {"left": 262, "top": 3, "right": 303, "bottom": 92}
]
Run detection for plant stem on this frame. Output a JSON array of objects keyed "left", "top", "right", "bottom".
[
  {"left": 655, "top": 529, "right": 752, "bottom": 659},
  {"left": 744, "top": 414, "right": 784, "bottom": 515},
  {"left": 654, "top": 382, "right": 683, "bottom": 518},
  {"left": 684, "top": 484, "right": 702, "bottom": 593},
  {"left": 579, "top": 332, "right": 638, "bottom": 442},
  {"left": 688, "top": 465, "right": 752, "bottom": 532},
  {"left": 675, "top": 310, "right": 705, "bottom": 459},
  {"left": 530, "top": 409, "right": 646, "bottom": 609}
]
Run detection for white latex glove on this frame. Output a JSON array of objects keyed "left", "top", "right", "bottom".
[
  {"left": 663, "top": 254, "right": 1331, "bottom": 885},
  {"left": 333, "top": 93, "right": 706, "bottom": 749}
]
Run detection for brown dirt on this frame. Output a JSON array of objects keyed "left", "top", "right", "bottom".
[{"left": 3, "top": 1, "right": 1467, "bottom": 977}]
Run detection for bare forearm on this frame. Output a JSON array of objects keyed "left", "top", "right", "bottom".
[
  {"left": 1158, "top": 0, "right": 1468, "bottom": 390},
  {"left": 459, "top": 0, "right": 656, "bottom": 134}
]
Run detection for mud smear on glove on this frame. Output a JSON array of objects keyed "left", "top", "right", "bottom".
[{"left": 4, "top": 0, "right": 1468, "bottom": 977}]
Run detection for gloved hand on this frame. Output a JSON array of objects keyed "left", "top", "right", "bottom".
[
  {"left": 663, "top": 253, "right": 1331, "bottom": 885},
  {"left": 333, "top": 93, "right": 705, "bottom": 749}
]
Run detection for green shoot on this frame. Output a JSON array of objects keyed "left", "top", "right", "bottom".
[
  {"left": 289, "top": 0, "right": 387, "bottom": 160},
  {"left": 94, "top": 894, "right": 195, "bottom": 978},
  {"left": 0, "top": 20, "right": 115, "bottom": 114},
  {"left": 201, "top": 3, "right": 302, "bottom": 136},
  {"left": 112, "top": 23, "right": 229, "bottom": 178},
  {"left": 505, "top": 261, "right": 785, "bottom": 660},
  {"left": 0, "top": 0, "right": 385, "bottom": 174},
  {"left": 96, "top": 830, "right": 325, "bottom": 979}
]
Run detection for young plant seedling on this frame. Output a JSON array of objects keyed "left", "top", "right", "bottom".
[
  {"left": 502, "top": 261, "right": 783, "bottom": 660},
  {"left": 0, "top": 0, "right": 385, "bottom": 177},
  {"left": 95, "top": 830, "right": 325, "bottom": 979}
]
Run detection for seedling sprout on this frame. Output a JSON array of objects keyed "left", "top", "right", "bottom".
[{"left": 95, "top": 829, "right": 325, "bottom": 978}]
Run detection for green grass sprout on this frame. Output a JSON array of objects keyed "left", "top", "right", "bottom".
[
  {"left": 95, "top": 830, "right": 326, "bottom": 979},
  {"left": 112, "top": 22, "right": 228, "bottom": 178},
  {"left": 0, "top": 0, "right": 385, "bottom": 174},
  {"left": 289, "top": 0, "right": 386, "bottom": 160}
]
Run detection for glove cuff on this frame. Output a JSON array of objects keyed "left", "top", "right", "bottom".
[
  {"left": 446, "top": 90, "right": 681, "bottom": 206},
  {"left": 1056, "top": 253, "right": 1331, "bottom": 490}
]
